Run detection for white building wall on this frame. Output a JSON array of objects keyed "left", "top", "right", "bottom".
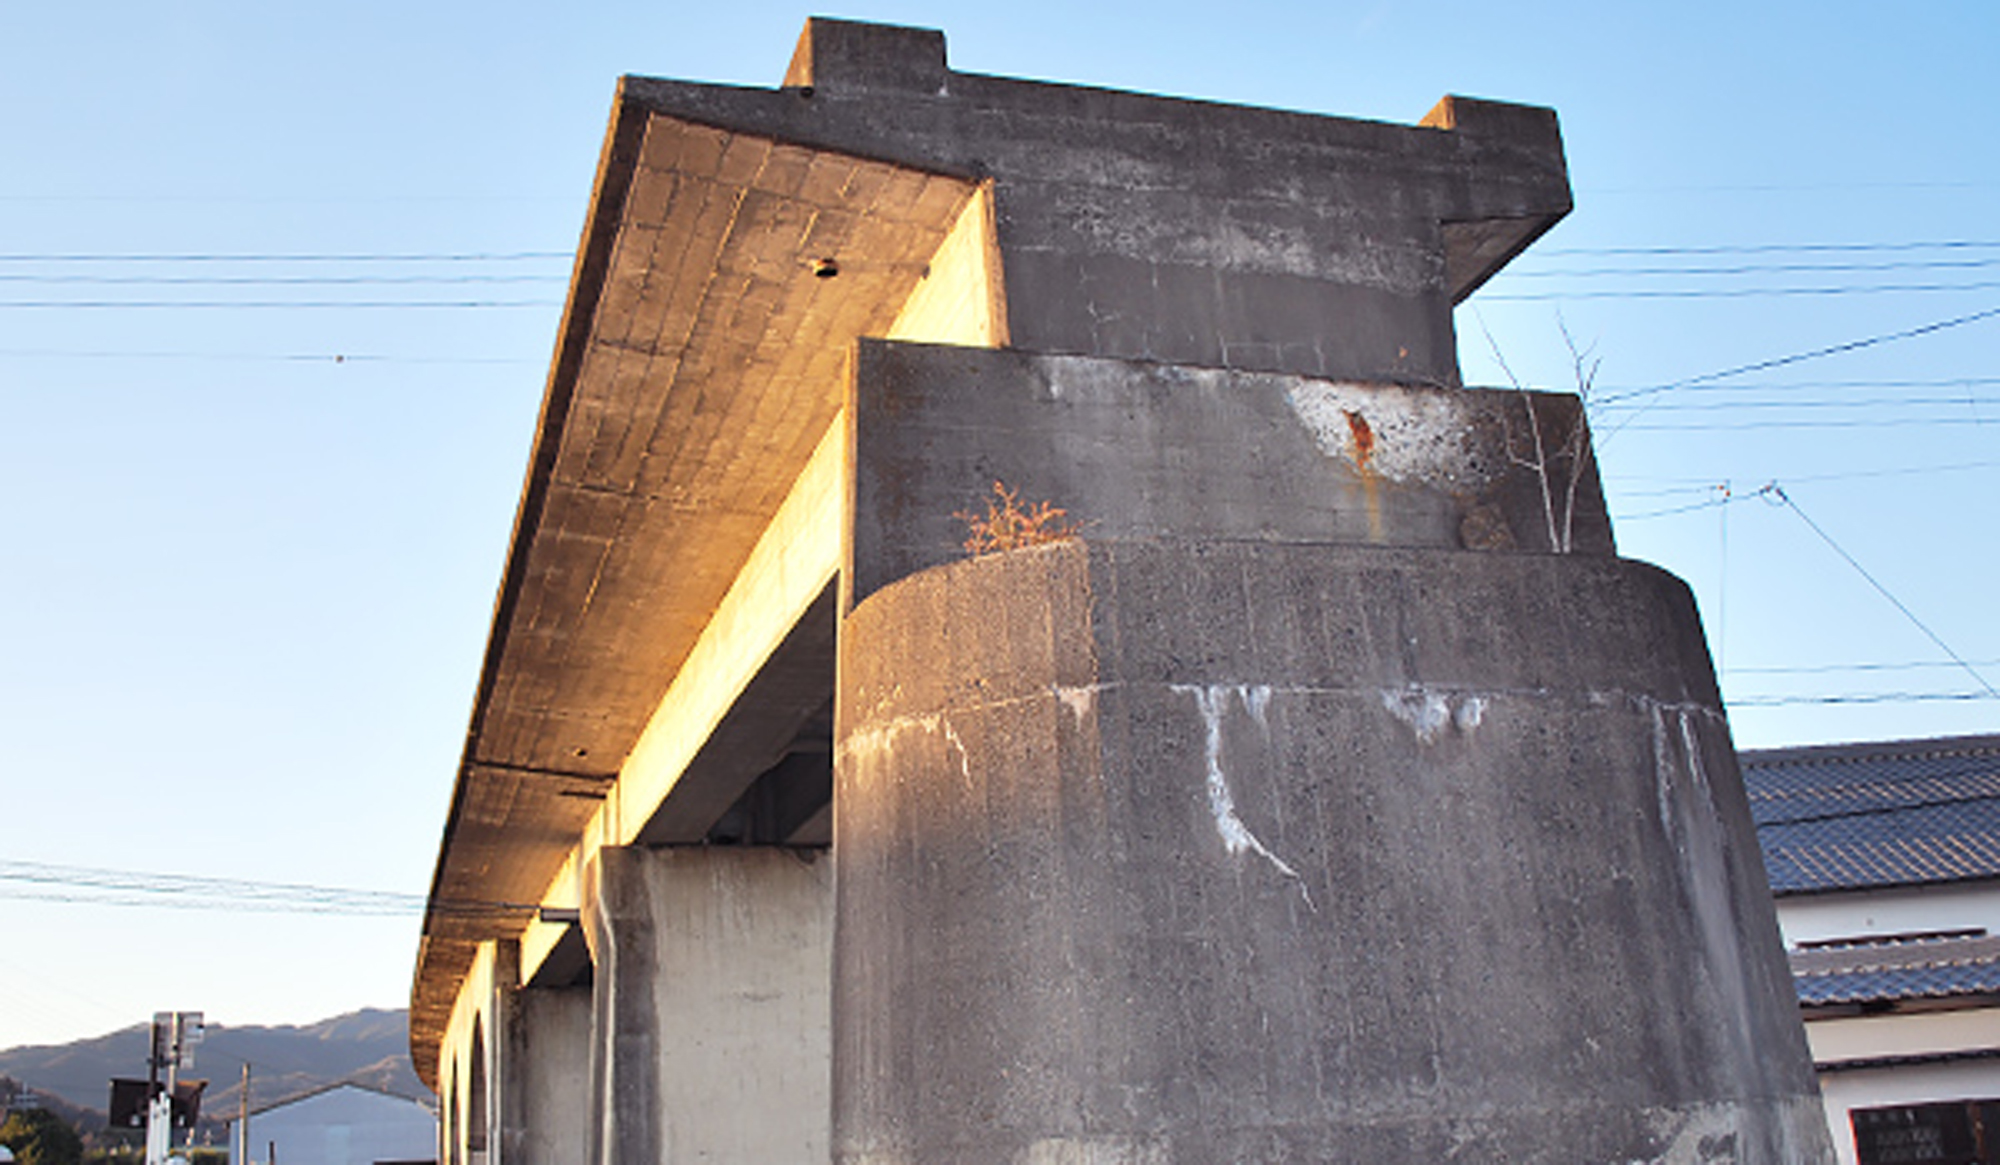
[
  {"left": 229, "top": 1086, "right": 436, "bottom": 1165},
  {"left": 1777, "top": 883, "right": 2000, "bottom": 948}
]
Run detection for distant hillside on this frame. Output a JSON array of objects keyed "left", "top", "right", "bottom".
[{"left": 0, "top": 1008, "right": 430, "bottom": 1133}]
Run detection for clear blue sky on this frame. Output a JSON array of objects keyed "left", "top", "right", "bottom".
[{"left": 2, "top": 0, "right": 1994, "bottom": 1055}]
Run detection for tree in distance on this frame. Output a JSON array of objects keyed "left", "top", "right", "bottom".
[{"left": 0, "top": 1108, "right": 83, "bottom": 1165}]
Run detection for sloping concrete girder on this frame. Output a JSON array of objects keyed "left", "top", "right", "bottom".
[{"left": 412, "top": 100, "right": 976, "bottom": 1083}]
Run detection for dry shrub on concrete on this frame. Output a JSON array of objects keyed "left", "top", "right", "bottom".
[{"left": 956, "top": 480, "right": 1082, "bottom": 556}]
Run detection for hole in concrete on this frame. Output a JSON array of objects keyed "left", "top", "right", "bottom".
[{"left": 812, "top": 257, "right": 840, "bottom": 279}]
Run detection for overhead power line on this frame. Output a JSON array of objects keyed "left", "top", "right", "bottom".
[
  {"left": 1483, "top": 280, "right": 2000, "bottom": 301},
  {"left": 1607, "top": 459, "right": 2000, "bottom": 491},
  {"left": 1505, "top": 258, "right": 2000, "bottom": 277},
  {"left": 0, "top": 252, "right": 569, "bottom": 262},
  {"left": 0, "top": 349, "right": 539, "bottom": 365},
  {"left": 0, "top": 274, "right": 565, "bottom": 286},
  {"left": 0, "top": 860, "right": 547, "bottom": 919},
  {"left": 1727, "top": 658, "right": 2000, "bottom": 677},
  {"left": 0, "top": 300, "right": 562, "bottom": 309},
  {"left": 1538, "top": 240, "right": 2000, "bottom": 257},
  {"left": 1729, "top": 692, "right": 1997, "bottom": 707},
  {"left": 1768, "top": 484, "right": 1999, "bottom": 701},
  {"left": 1598, "top": 376, "right": 2000, "bottom": 395},
  {"left": 1597, "top": 304, "right": 2000, "bottom": 407},
  {"left": 1595, "top": 393, "right": 2000, "bottom": 412}
]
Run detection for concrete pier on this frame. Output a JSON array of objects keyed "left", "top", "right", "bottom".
[
  {"left": 836, "top": 538, "right": 1825, "bottom": 1160},
  {"left": 410, "top": 18, "right": 1833, "bottom": 1164},
  {"left": 581, "top": 847, "right": 833, "bottom": 1163}
]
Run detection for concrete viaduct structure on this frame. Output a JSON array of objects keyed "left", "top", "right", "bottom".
[{"left": 413, "top": 19, "right": 1834, "bottom": 1163}]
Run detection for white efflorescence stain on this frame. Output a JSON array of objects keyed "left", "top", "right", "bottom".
[
  {"left": 1379, "top": 685, "right": 1487, "bottom": 744},
  {"left": 1171, "top": 683, "right": 1316, "bottom": 912},
  {"left": 1284, "top": 380, "right": 1492, "bottom": 490},
  {"left": 1053, "top": 683, "right": 1097, "bottom": 724},
  {"left": 942, "top": 718, "right": 972, "bottom": 786}
]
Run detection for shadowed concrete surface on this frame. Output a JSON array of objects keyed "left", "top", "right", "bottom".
[{"left": 836, "top": 539, "right": 1832, "bottom": 1162}]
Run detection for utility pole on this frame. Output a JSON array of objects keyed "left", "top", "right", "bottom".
[
  {"left": 236, "top": 1063, "right": 250, "bottom": 1165},
  {"left": 144, "top": 1011, "right": 203, "bottom": 1165}
]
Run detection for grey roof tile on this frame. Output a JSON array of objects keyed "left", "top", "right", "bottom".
[
  {"left": 1742, "top": 734, "right": 2000, "bottom": 894},
  {"left": 1789, "top": 932, "right": 2000, "bottom": 1006}
]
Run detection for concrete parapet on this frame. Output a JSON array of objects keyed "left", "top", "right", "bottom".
[{"left": 833, "top": 538, "right": 1834, "bottom": 1161}]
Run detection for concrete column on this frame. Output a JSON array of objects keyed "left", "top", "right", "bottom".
[
  {"left": 484, "top": 941, "right": 519, "bottom": 1165},
  {"left": 582, "top": 845, "right": 834, "bottom": 1165},
  {"left": 834, "top": 538, "right": 1835, "bottom": 1163},
  {"left": 503, "top": 984, "right": 590, "bottom": 1165}
]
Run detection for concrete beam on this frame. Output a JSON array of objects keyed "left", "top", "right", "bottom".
[{"left": 625, "top": 20, "right": 1570, "bottom": 387}]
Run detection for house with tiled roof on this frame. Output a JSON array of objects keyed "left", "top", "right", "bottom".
[{"left": 1744, "top": 732, "right": 2000, "bottom": 1165}]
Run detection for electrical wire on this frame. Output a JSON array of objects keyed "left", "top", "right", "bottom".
[
  {"left": 0, "top": 252, "right": 569, "bottom": 262},
  {"left": 1730, "top": 691, "right": 1996, "bottom": 707},
  {"left": 0, "top": 274, "right": 564, "bottom": 286},
  {"left": 1505, "top": 258, "right": 2000, "bottom": 277},
  {"left": 0, "top": 350, "right": 539, "bottom": 365},
  {"left": 1538, "top": 241, "right": 2000, "bottom": 257},
  {"left": 1594, "top": 304, "right": 2000, "bottom": 409},
  {"left": 1769, "top": 485, "right": 1999, "bottom": 700},
  {"left": 1482, "top": 280, "right": 2000, "bottom": 301},
  {"left": 0, "top": 860, "right": 554, "bottom": 920},
  {"left": 1607, "top": 459, "right": 2000, "bottom": 490},
  {"left": 0, "top": 300, "right": 562, "bottom": 309},
  {"left": 1727, "top": 658, "right": 2000, "bottom": 676}
]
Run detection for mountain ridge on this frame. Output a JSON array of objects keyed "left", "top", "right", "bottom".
[{"left": 0, "top": 1008, "right": 430, "bottom": 1133}]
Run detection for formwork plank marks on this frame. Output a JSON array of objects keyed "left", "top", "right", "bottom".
[
  {"left": 713, "top": 132, "right": 773, "bottom": 186},
  {"left": 575, "top": 347, "right": 658, "bottom": 492},
  {"left": 751, "top": 142, "right": 819, "bottom": 199},
  {"left": 593, "top": 220, "right": 663, "bottom": 350}
]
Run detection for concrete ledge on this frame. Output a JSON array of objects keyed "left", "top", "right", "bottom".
[{"left": 848, "top": 340, "right": 1610, "bottom": 608}]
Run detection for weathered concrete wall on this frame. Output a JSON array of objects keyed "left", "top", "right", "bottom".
[
  {"left": 834, "top": 538, "right": 1834, "bottom": 1162},
  {"left": 848, "top": 339, "right": 1608, "bottom": 607},
  {"left": 581, "top": 846, "right": 834, "bottom": 1165},
  {"left": 508, "top": 986, "right": 590, "bottom": 1165}
]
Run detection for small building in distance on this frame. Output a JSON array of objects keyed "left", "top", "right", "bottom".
[
  {"left": 1745, "top": 733, "right": 2000, "bottom": 1165},
  {"left": 225, "top": 1082, "right": 434, "bottom": 1165}
]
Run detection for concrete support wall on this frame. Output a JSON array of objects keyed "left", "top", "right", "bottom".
[
  {"left": 582, "top": 845, "right": 834, "bottom": 1164},
  {"left": 834, "top": 538, "right": 1833, "bottom": 1162},
  {"left": 507, "top": 986, "right": 591, "bottom": 1165}
]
